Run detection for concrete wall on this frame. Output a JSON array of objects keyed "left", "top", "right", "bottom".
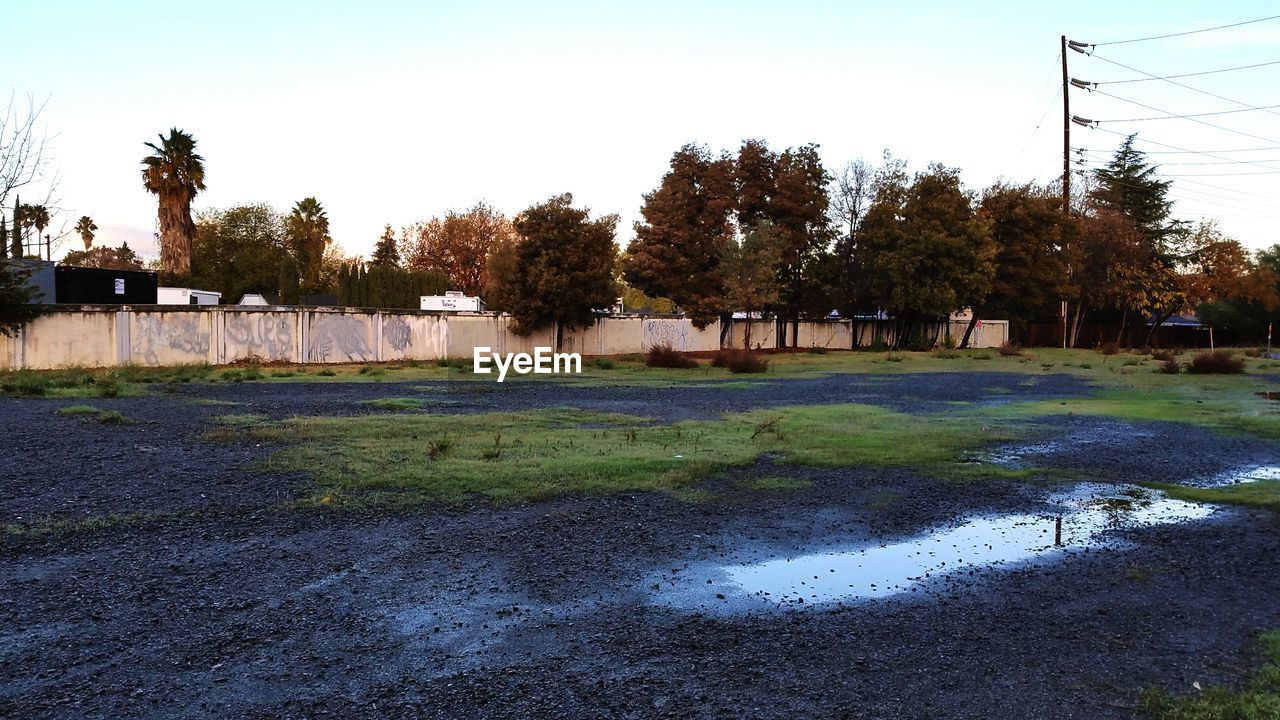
[{"left": 1, "top": 307, "right": 1011, "bottom": 369}]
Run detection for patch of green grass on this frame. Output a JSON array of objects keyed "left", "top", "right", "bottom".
[
  {"left": 259, "top": 403, "right": 1025, "bottom": 508},
  {"left": 57, "top": 404, "right": 102, "bottom": 416},
  {"left": 362, "top": 397, "right": 429, "bottom": 411},
  {"left": 315, "top": 369, "right": 337, "bottom": 377},
  {"left": 739, "top": 475, "right": 813, "bottom": 491},
  {"left": 56, "top": 404, "right": 130, "bottom": 424},
  {"left": 1141, "top": 630, "right": 1280, "bottom": 719},
  {"left": 214, "top": 413, "right": 270, "bottom": 427},
  {"left": 1146, "top": 480, "right": 1280, "bottom": 512},
  {"left": 95, "top": 409, "right": 130, "bottom": 425}
]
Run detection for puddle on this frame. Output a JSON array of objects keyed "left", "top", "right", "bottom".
[
  {"left": 650, "top": 483, "right": 1214, "bottom": 612},
  {"left": 1205, "top": 464, "right": 1280, "bottom": 487}
]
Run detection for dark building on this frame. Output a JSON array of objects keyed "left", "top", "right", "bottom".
[
  {"left": 54, "top": 266, "right": 158, "bottom": 304},
  {"left": 7, "top": 260, "right": 56, "bottom": 303}
]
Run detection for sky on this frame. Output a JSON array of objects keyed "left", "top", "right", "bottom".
[{"left": 7, "top": 0, "right": 1280, "bottom": 260}]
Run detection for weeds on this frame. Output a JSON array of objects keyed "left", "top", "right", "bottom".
[
  {"left": 711, "top": 349, "right": 769, "bottom": 374},
  {"left": 646, "top": 344, "right": 699, "bottom": 369},
  {"left": 997, "top": 342, "right": 1022, "bottom": 357},
  {"left": 1187, "top": 351, "right": 1245, "bottom": 375},
  {"left": 1099, "top": 341, "right": 1120, "bottom": 356},
  {"left": 426, "top": 435, "right": 454, "bottom": 460},
  {"left": 1159, "top": 358, "right": 1181, "bottom": 374}
]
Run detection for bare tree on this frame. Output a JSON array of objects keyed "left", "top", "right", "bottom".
[
  {"left": 0, "top": 93, "right": 56, "bottom": 216},
  {"left": 829, "top": 158, "right": 873, "bottom": 241}
]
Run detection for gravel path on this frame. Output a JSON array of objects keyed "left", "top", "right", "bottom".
[{"left": 2, "top": 371, "right": 1278, "bottom": 718}]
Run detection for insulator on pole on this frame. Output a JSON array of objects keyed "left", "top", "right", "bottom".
[
  {"left": 1069, "top": 78, "right": 1094, "bottom": 90},
  {"left": 1067, "top": 40, "right": 1092, "bottom": 53},
  {"left": 1071, "top": 116, "right": 1096, "bottom": 127}
]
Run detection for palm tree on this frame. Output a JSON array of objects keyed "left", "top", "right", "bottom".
[
  {"left": 75, "top": 215, "right": 98, "bottom": 250},
  {"left": 141, "top": 128, "right": 205, "bottom": 277},
  {"left": 287, "top": 197, "right": 332, "bottom": 293},
  {"left": 24, "top": 205, "right": 49, "bottom": 260}
]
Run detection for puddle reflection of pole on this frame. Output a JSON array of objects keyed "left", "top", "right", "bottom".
[{"left": 1054, "top": 515, "right": 1062, "bottom": 546}]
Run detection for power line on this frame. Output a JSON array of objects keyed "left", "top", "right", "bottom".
[
  {"left": 1085, "top": 52, "right": 1280, "bottom": 119},
  {"left": 1075, "top": 148, "right": 1280, "bottom": 165},
  {"left": 1089, "top": 88, "right": 1280, "bottom": 146},
  {"left": 1099, "top": 102, "right": 1280, "bottom": 123},
  {"left": 1083, "top": 125, "right": 1280, "bottom": 173},
  {"left": 1088, "top": 14, "right": 1280, "bottom": 47},
  {"left": 1093, "top": 58, "right": 1280, "bottom": 84}
]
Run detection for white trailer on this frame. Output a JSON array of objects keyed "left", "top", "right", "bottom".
[
  {"left": 421, "top": 291, "right": 485, "bottom": 312},
  {"left": 157, "top": 287, "right": 222, "bottom": 305}
]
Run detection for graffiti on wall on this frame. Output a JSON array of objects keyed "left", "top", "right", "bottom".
[
  {"left": 642, "top": 318, "right": 693, "bottom": 351},
  {"left": 309, "top": 314, "right": 375, "bottom": 362},
  {"left": 384, "top": 317, "right": 412, "bottom": 352},
  {"left": 226, "top": 313, "right": 295, "bottom": 360},
  {"left": 133, "top": 315, "right": 211, "bottom": 365}
]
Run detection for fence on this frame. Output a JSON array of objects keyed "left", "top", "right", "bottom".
[{"left": 0, "top": 306, "right": 1009, "bottom": 370}]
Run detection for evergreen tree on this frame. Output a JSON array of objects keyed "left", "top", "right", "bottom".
[
  {"left": 370, "top": 225, "right": 400, "bottom": 267},
  {"left": 11, "top": 196, "right": 24, "bottom": 259},
  {"left": 0, "top": 217, "right": 7, "bottom": 260},
  {"left": 0, "top": 261, "right": 40, "bottom": 335}
]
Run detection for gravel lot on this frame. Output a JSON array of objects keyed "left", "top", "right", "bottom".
[{"left": 2, "top": 370, "right": 1278, "bottom": 719}]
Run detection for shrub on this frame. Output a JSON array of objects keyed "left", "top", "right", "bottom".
[
  {"left": 588, "top": 357, "right": 615, "bottom": 370},
  {"left": 1187, "top": 351, "right": 1245, "bottom": 375},
  {"left": 1151, "top": 349, "right": 1176, "bottom": 362},
  {"left": 1099, "top": 341, "right": 1120, "bottom": 355},
  {"left": 315, "top": 369, "right": 337, "bottom": 377},
  {"left": 997, "top": 342, "right": 1022, "bottom": 357},
  {"left": 932, "top": 349, "right": 961, "bottom": 360},
  {"left": 1245, "top": 347, "right": 1264, "bottom": 358},
  {"left": 720, "top": 349, "right": 769, "bottom": 374},
  {"left": 806, "top": 346, "right": 829, "bottom": 355},
  {"left": 866, "top": 340, "right": 889, "bottom": 352},
  {"left": 1159, "top": 358, "right": 1181, "bottom": 374},
  {"left": 645, "top": 344, "right": 699, "bottom": 369}
]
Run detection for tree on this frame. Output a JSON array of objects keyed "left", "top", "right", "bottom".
[
  {"left": 142, "top": 128, "right": 206, "bottom": 278},
  {"left": 1082, "top": 135, "right": 1187, "bottom": 345},
  {"left": 60, "top": 243, "right": 144, "bottom": 271},
  {"left": 22, "top": 204, "right": 48, "bottom": 259},
  {"left": 973, "top": 182, "right": 1069, "bottom": 345},
  {"left": 10, "top": 196, "right": 23, "bottom": 259},
  {"left": 74, "top": 215, "right": 97, "bottom": 250},
  {"left": 625, "top": 143, "right": 736, "bottom": 326},
  {"left": 286, "top": 197, "right": 332, "bottom": 293},
  {"left": 401, "top": 202, "right": 514, "bottom": 296},
  {"left": 859, "top": 163, "right": 995, "bottom": 347},
  {"left": 722, "top": 222, "right": 782, "bottom": 347},
  {"left": 492, "top": 193, "right": 619, "bottom": 339},
  {"left": 190, "top": 204, "right": 291, "bottom": 301},
  {"left": 0, "top": 93, "right": 56, "bottom": 218},
  {"left": 0, "top": 261, "right": 41, "bottom": 335},
  {"left": 768, "top": 143, "right": 835, "bottom": 332},
  {"left": 0, "top": 217, "right": 6, "bottom": 260},
  {"left": 337, "top": 260, "right": 446, "bottom": 308},
  {"left": 370, "top": 224, "right": 400, "bottom": 267}
]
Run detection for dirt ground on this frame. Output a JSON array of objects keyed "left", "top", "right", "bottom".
[{"left": 2, "top": 371, "right": 1279, "bottom": 719}]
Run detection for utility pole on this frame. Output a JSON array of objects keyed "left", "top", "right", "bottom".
[
  {"left": 1061, "top": 35, "right": 1071, "bottom": 215},
  {"left": 1060, "top": 34, "right": 1071, "bottom": 349}
]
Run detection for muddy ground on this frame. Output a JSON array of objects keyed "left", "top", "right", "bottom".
[{"left": 2, "top": 371, "right": 1279, "bottom": 719}]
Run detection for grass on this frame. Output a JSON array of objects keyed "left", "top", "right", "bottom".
[
  {"left": 362, "top": 397, "right": 430, "bottom": 411},
  {"left": 56, "top": 405, "right": 130, "bottom": 424},
  {"left": 1141, "top": 630, "right": 1280, "bottom": 719},
  {"left": 1146, "top": 480, "right": 1280, "bottom": 512},
  {"left": 257, "top": 402, "right": 1026, "bottom": 508}
]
